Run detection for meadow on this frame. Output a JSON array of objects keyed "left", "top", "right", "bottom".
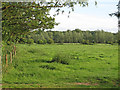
[{"left": 2, "top": 43, "right": 118, "bottom": 88}]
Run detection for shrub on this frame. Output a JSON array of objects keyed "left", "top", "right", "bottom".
[
  {"left": 51, "top": 53, "right": 71, "bottom": 65},
  {"left": 43, "top": 39, "right": 47, "bottom": 44},
  {"left": 7, "top": 41, "right": 10, "bottom": 45},
  {"left": 82, "top": 40, "right": 89, "bottom": 45},
  {"left": 47, "top": 39, "right": 54, "bottom": 44},
  {"left": 82, "top": 39, "right": 86, "bottom": 44},
  {"left": 37, "top": 40, "right": 44, "bottom": 44},
  {"left": 86, "top": 40, "right": 90, "bottom": 45},
  {"left": 19, "top": 38, "right": 27, "bottom": 44},
  {"left": 27, "top": 39, "right": 34, "bottom": 44},
  {"left": 106, "top": 41, "right": 113, "bottom": 45}
]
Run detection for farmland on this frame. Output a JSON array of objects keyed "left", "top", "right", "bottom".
[{"left": 2, "top": 44, "right": 118, "bottom": 88}]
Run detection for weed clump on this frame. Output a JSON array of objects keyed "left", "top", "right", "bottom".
[{"left": 51, "top": 53, "right": 70, "bottom": 65}]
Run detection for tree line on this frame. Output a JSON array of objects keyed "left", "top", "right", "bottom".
[{"left": 15, "top": 29, "right": 118, "bottom": 45}]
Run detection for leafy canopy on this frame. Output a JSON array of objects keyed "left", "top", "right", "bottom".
[{"left": 2, "top": 0, "right": 96, "bottom": 43}]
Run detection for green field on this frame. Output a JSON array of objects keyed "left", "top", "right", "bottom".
[{"left": 2, "top": 44, "right": 118, "bottom": 88}]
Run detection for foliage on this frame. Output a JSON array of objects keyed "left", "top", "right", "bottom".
[
  {"left": 19, "top": 38, "right": 27, "bottom": 44},
  {"left": 51, "top": 53, "right": 71, "bottom": 65},
  {"left": 23, "top": 29, "right": 118, "bottom": 45},
  {"left": 27, "top": 39, "right": 34, "bottom": 44},
  {"left": 47, "top": 38, "right": 54, "bottom": 44},
  {"left": 3, "top": 29, "right": 118, "bottom": 45},
  {"left": 109, "top": 1, "right": 119, "bottom": 18},
  {"left": 37, "top": 39, "right": 44, "bottom": 44},
  {"left": 2, "top": 2, "right": 58, "bottom": 44}
]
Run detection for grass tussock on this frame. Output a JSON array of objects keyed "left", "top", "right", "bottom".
[{"left": 50, "top": 53, "right": 71, "bottom": 65}]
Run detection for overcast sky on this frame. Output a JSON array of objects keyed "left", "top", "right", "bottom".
[{"left": 50, "top": 0, "right": 118, "bottom": 33}]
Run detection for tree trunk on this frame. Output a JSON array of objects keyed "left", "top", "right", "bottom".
[
  {"left": 10, "top": 52, "right": 12, "bottom": 64},
  {"left": 12, "top": 49, "right": 14, "bottom": 58},
  {"left": 5, "top": 54, "right": 8, "bottom": 66},
  {"left": 14, "top": 45, "right": 16, "bottom": 56},
  {"left": 0, "top": 56, "right": 1, "bottom": 64}
]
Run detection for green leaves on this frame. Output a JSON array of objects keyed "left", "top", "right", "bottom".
[
  {"left": 2, "top": 2, "right": 57, "bottom": 44},
  {"left": 95, "top": 1, "right": 97, "bottom": 6}
]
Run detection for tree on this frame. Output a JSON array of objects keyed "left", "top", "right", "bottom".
[
  {"left": 2, "top": 2, "right": 57, "bottom": 43},
  {"left": 109, "top": 1, "right": 120, "bottom": 18},
  {"left": 53, "top": 31, "right": 60, "bottom": 43},
  {"left": 78, "top": 32, "right": 83, "bottom": 43},
  {"left": 2, "top": 0, "right": 90, "bottom": 43},
  {"left": 72, "top": 31, "right": 78, "bottom": 43},
  {"left": 47, "top": 31, "right": 53, "bottom": 39}
]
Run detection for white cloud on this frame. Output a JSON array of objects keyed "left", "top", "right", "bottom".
[
  {"left": 51, "top": 12, "right": 117, "bottom": 33},
  {"left": 49, "top": 0, "right": 118, "bottom": 33}
]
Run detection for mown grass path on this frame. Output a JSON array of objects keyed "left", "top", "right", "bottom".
[{"left": 2, "top": 44, "right": 118, "bottom": 88}]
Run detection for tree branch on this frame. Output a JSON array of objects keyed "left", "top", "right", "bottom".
[{"left": 1, "top": 5, "right": 63, "bottom": 11}]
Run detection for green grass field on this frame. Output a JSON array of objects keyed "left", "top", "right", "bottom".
[{"left": 2, "top": 44, "right": 118, "bottom": 88}]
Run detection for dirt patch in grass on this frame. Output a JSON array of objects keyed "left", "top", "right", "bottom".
[
  {"left": 66, "top": 82, "right": 98, "bottom": 86},
  {"left": 75, "top": 83, "right": 98, "bottom": 86}
]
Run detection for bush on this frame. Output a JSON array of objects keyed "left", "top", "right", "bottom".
[
  {"left": 37, "top": 39, "right": 48, "bottom": 44},
  {"left": 82, "top": 40, "right": 89, "bottom": 45},
  {"left": 47, "top": 39, "right": 54, "bottom": 44},
  {"left": 86, "top": 40, "right": 90, "bottom": 45},
  {"left": 27, "top": 39, "right": 34, "bottom": 44},
  {"left": 51, "top": 53, "right": 71, "bottom": 65},
  {"left": 106, "top": 41, "right": 113, "bottom": 45},
  {"left": 82, "top": 39, "right": 85, "bottom": 44},
  {"left": 43, "top": 39, "right": 47, "bottom": 44},
  {"left": 19, "top": 38, "right": 27, "bottom": 44},
  {"left": 37, "top": 40, "right": 44, "bottom": 44},
  {"left": 7, "top": 41, "right": 10, "bottom": 45}
]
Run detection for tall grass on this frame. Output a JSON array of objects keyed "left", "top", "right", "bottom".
[{"left": 50, "top": 53, "right": 72, "bottom": 65}]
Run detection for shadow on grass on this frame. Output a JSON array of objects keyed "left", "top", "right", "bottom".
[{"left": 39, "top": 65, "right": 56, "bottom": 70}]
